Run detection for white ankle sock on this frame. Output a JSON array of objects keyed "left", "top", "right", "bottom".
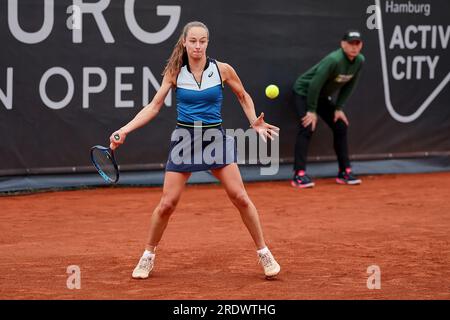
[
  {"left": 257, "top": 247, "right": 269, "bottom": 255},
  {"left": 143, "top": 250, "right": 155, "bottom": 258}
]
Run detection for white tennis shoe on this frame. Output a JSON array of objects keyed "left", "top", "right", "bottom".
[
  {"left": 258, "top": 250, "right": 281, "bottom": 279},
  {"left": 132, "top": 254, "right": 155, "bottom": 279}
]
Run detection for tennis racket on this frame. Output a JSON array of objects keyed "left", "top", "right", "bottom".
[{"left": 90, "top": 133, "right": 120, "bottom": 184}]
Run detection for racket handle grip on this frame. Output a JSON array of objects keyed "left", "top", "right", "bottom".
[{"left": 114, "top": 134, "right": 120, "bottom": 141}]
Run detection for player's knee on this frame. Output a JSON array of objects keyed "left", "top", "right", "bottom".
[
  {"left": 230, "top": 192, "right": 252, "bottom": 209},
  {"left": 158, "top": 198, "right": 178, "bottom": 216}
]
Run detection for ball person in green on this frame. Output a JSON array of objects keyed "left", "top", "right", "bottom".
[{"left": 291, "top": 30, "right": 364, "bottom": 188}]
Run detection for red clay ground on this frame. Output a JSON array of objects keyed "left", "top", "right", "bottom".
[{"left": 0, "top": 172, "right": 449, "bottom": 299}]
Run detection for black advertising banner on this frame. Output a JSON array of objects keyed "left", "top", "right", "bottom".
[{"left": 1, "top": 0, "right": 449, "bottom": 176}]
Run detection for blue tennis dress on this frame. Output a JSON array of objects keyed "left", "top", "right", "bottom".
[{"left": 165, "top": 58, "right": 237, "bottom": 172}]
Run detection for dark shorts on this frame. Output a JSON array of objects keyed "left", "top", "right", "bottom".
[{"left": 165, "top": 124, "right": 237, "bottom": 173}]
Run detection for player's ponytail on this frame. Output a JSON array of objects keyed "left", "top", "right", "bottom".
[{"left": 162, "top": 21, "right": 209, "bottom": 77}]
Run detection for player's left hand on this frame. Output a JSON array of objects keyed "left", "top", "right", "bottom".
[
  {"left": 334, "top": 110, "right": 349, "bottom": 126},
  {"left": 251, "top": 112, "right": 280, "bottom": 142}
]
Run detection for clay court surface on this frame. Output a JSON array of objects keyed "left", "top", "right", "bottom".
[{"left": 0, "top": 172, "right": 449, "bottom": 300}]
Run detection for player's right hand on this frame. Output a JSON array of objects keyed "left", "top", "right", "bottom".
[
  {"left": 302, "top": 112, "right": 318, "bottom": 131},
  {"left": 109, "top": 130, "right": 126, "bottom": 150}
]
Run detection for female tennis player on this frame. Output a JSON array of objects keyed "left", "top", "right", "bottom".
[{"left": 109, "top": 21, "right": 280, "bottom": 279}]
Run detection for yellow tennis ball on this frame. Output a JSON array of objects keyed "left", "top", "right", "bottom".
[{"left": 265, "top": 84, "right": 279, "bottom": 99}]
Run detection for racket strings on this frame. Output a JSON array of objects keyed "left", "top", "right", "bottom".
[{"left": 92, "top": 148, "right": 117, "bottom": 181}]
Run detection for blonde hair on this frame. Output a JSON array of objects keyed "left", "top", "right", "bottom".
[{"left": 162, "top": 21, "right": 209, "bottom": 77}]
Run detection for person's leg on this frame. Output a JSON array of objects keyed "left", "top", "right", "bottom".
[
  {"left": 332, "top": 120, "right": 351, "bottom": 172},
  {"left": 211, "top": 163, "right": 280, "bottom": 278},
  {"left": 293, "top": 94, "right": 313, "bottom": 172},
  {"left": 316, "top": 101, "right": 361, "bottom": 184},
  {"left": 292, "top": 94, "right": 315, "bottom": 188},
  {"left": 211, "top": 163, "right": 265, "bottom": 249},
  {"left": 132, "top": 171, "right": 191, "bottom": 279},
  {"left": 316, "top": 101, "right": 350, "bottom": 172},
  {"left": 145, "top": 171, "right": 191, "bottom": 252}
]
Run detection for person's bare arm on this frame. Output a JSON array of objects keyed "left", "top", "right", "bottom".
[{"left": 109, "top": 73, "right": 175, "bottom": 149}]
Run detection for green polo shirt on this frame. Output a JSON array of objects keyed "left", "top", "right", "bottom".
[{"left": 293, "top": 48, "right": 364, "bottom": 112}]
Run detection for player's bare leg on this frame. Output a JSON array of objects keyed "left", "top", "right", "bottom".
[
  {"left": 132, "top": 171, "right": 190, "bottom": 279},
  {"left": 145, "top": 171, "right": 191, "bottom": 251},
  {"left": 212, "top": 163, "right": 265, "bottom": 248},
  {"left": 211, "top": 163, "right": 280, "bottom": 278}
]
